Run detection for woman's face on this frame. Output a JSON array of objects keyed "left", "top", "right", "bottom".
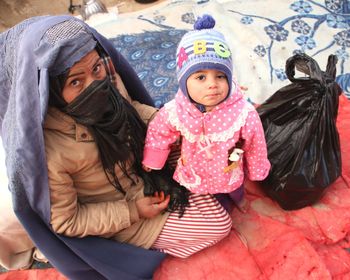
[{"left": 62, "top": 50, "right": 107, "bottom": 103}]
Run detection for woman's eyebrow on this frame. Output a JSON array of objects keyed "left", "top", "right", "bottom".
[
  {"left": 67, "top": 56, "right": 102, "bottom": 78},
  {"left": 93, "top": 57, "right": 103, "bottom": 67}
]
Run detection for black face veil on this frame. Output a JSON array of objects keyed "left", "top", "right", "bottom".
[{"left": 62, "top": 76, "right": 148, "bottom": 193}]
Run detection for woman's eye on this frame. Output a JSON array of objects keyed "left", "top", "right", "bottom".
[
  {"left": 93, "top": 63, "right": 106, "bottom": 79},
  {"left": 93, "top": 64, "right": 101, "bottom": 74},
  {"left": 70, "top": 79, "right": 81, "bottom": 87}
]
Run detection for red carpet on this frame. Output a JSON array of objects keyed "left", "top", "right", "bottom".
[{"left": 0, "top": 268, "right": 67, "bottom": 280}]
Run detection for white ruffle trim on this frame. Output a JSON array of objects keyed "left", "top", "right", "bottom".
[
  {"left": 165, "top": 100, "right": 254, "bottom": 143},
  {"left": 176, "top": 168, "right": 202, "bottom": 190}
]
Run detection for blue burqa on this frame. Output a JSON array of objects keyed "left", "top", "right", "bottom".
[{"left": 0, "top": 15, "right": 165, "bottom": 280}]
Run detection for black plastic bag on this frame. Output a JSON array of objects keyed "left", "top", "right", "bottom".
[{"left": 257, "top": 53, "right": 343, "bottom": 210}]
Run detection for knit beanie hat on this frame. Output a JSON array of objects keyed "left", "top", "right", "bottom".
[{"left": 176, "top": 14, "right": 233, "bottom": 103}]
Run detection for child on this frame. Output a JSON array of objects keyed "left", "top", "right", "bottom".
[{"left": 142, "top": 14, "right": 270, "bottom": 212}]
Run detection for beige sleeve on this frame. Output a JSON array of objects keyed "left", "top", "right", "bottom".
[
  {"left": 115, "top": 73, "right": 158, "bottom": 125},
  {"left": 47, "top": 154, "right": 139, "bottom": 238}
]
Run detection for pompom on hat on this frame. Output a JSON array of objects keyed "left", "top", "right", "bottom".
[{"left": 176, "top": 14, "right": 233, "bottom": 103}]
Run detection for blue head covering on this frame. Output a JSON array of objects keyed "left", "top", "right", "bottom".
[{"left": 0, "top": 15, "right": 164, "bottom": 280}]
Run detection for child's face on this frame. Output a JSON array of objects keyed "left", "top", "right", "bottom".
[{"left": 186, "top": 69, "right": 229, "bottom": 112}]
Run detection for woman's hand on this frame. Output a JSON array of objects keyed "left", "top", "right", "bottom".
[{"left": 136, "top": 191, "right": 170, "bottom": 219}]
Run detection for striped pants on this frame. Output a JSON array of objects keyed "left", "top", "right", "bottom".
[{"left": 151, "top": 193, "right": 232, "bottom": 258}]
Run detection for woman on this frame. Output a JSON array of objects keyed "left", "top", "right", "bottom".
[{"left": 0, "top": 15, "right": 231, "bottom": 279}]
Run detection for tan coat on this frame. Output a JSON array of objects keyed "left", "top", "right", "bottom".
[{"left": 43, "top": 74, "right": 169, "bottom": 249}]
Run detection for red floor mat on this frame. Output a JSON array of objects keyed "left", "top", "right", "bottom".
[{"left": 0, "top": 268, "right": 67, "bottom": 280}]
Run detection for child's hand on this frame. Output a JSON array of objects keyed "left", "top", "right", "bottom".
[{"left": 142, "top": 164, "right": 152, "bottom": 172}]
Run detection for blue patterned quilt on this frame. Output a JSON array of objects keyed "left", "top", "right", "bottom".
[{"left": 93, "top": 0, "right": 350, "bottom": 105}]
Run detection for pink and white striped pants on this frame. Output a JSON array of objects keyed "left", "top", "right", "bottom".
[{"left": 151, "top": 193, "right": 232, "bottom": 258}]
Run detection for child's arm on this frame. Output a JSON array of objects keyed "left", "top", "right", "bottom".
[
  {"left": 142, "top": 106, "right": 180, "bottom": 170},
  {"left": 241, "top": 108, "right": 271, "bottom": 181}
]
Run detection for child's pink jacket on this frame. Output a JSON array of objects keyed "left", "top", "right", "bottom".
[{"left": 143, "top": 87, "right": 271, "bottom": 194}]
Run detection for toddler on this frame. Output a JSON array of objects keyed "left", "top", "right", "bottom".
[{"left": 142, "top": 14, "right": 270, "bottom": 212}]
